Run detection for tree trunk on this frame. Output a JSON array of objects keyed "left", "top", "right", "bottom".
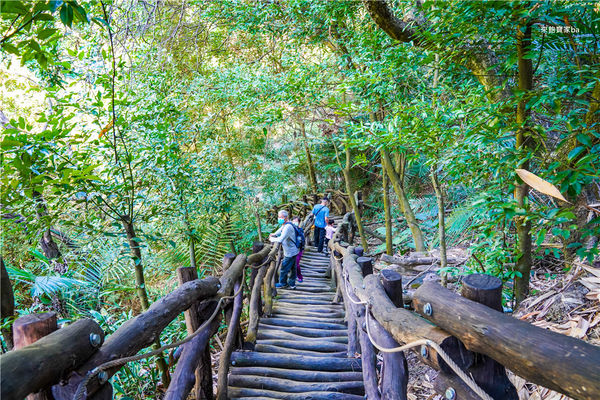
[
  {"left": 301, "top": 122, "right": 318, "bottom": 192},
  {"left": 431, "top": 168, "right": 447, "bottom": 286},
  {"left": 335, "top": 142, "right": 368, "bottom": 250},
  {"left": 380, "top": 150, "right": 426, "bottom": 252},
  {"left": 382, "top": 169, "right": 393, "bottom": 255},
  {"left": 32, "top": 191, "right": 61, "bottom": 261},
  {"left": 121, "top": 216, "right": 170, "bottom": 386},
  {"left": 189, "top": 239, "right": 197, "bottom": 269},
  {"left": 1, "top": 257, "right": 14, "bottom": 351},
  {"left": 514, "top": 23, "right": 534, "bottom": 305},
  {"left": 254, "top": 199, "right": 263, "bottom": 242}
]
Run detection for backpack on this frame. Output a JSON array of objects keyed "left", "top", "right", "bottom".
[{"left": 284, "top": 222, "right": 305, "bottom": 250}]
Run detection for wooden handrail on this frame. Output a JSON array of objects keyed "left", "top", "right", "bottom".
[
  {"left": 165, "top": 254, "right": 248, "bottom": 400},
  {"left": 333, "top": 235, "right": 600, "bottom": 400},
  {"left": 52, "top": 276, "right": 221, "bottom": 399},
  {"left": 0, "top": 319, "right": 104, "bottom": 400},
  {"left": 413, "top": 281, "right": 600, "bottom": 400}
]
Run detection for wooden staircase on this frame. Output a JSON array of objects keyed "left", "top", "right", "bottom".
[{"left": 228, "top": 246, "right": 364, "bottom": 399}]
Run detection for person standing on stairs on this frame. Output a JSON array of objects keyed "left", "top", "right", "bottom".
[
  {"left": 312, "top": 198, "right": 330, "bottom": 253},
  {"left": 269, "top": 210, "right": 299, "bottom": 289},
  {"left": 292, "top": 216, "right": 305, "bottom": 283},
  {"left": 324, "top": 219, "right": 335, "bottom": 255}
]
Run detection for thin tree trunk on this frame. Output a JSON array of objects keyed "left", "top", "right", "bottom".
[
  {"left": 380, "top": 150, "right": 426, "bottom": 252},
  {"left": 121, "top": 216, "right": 171, "bottom": 385},
  {"left": 254, "top": 198, "right": 263, "bottom": 242},
  {"left": 1, "top": 257, "right": 14, "bottom": 351},
  {"left": 32, "top": 191, "right": 61, "bottom": 261},
  {"left": 514, "top": 22, "right": 534, "bottom": 305},
  {"left": 189, "top": 239, "right": 197, "bottom": 269},
  {"left": 431, "top": 168, "right": 447, "bottom": 286},
  {"left": 382, "top": 169, "right": 393, "bottom": 255},
  {"left": 334, "top": 142, "right": 369, "bottom": 250},
  {"left": 301, "top": 122, "right": 318, "bottom": 193}
]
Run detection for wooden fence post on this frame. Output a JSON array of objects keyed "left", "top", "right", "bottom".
[
  {"left": 13, "top": 312, "right": 58, "bottom": 400},
  {"left": 458, "top": 274, "right": 518, "bottom": 400},
  {"left": 354, "top": 260, "right": 379, "bottom": 400},
  {"left": 176, "top": 267, "right": 202, "bottom": 400},
  {"left": 376, "top": 270, "right": 408, "bottom": 400},
  {"left": 357, "top": 256, "right": 373, "bottom": 276}
]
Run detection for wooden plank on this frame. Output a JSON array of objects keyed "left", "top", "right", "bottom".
[
  {"left": 228, "top": 375, "right": 364, "bottom": 395},
  {"left": 1, "top": 319, "right": 103, "bottom": 400},
  {"left": 256, "top": 339, "right": 346, "bottom": 353},
  {"left": 230, "top": 352, "right": 362, "bottom": 371},
  {"left": 413, "top": 281, "right": 600, "bottom": 400},
  {"left": 229, "top": 366, "right": 362, "bottom": 382},
  {"left": 227, "top": 387, "right": 365, "bottom": 400}
]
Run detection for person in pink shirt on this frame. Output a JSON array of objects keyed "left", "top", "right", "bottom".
[{"left": 324, "top": 219, "right": 335, "bottom": 255}]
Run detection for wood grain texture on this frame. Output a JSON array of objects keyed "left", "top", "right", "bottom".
[{"left": 413, "top": 281, "right": 600, "bottom": 400}]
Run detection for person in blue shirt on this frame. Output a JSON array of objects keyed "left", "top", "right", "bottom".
[{"left": 312, "top": 198, "right": 330, "bottom": 253}]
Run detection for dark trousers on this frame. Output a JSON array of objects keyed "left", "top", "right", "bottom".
[
  {"left": 279, "top": 255, "right": 297, "bottom": 286},
  {"left": 314, "top": 226, "right": 326, "bottom": 252}
]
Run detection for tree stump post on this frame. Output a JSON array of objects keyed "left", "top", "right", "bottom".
[
  {"left": 380, "top": 269, "right": 403, "bottom": 308},
  {"left": 13, "top": 312, "right": 58, "bottom": 400},
  {"left": 354, "top": 247, "right": 364, "bottom": 257},
  {"left": 357, "top": 256, "right": 373, "bottom": 276},
  {"left": 375, "top": 270, "right": 408, "bottom": 400},
  {"left": 457, "top": 274, "right": 518, "bottom": 400}
]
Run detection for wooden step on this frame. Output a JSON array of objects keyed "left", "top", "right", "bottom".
[
  {"left": 254, "top": 344, "right": 346, "bottom": 358},
  {"left": 256, "top": 339, "right": 347, "bottom": 353},
  {"left": 258, "top": 324, "right": 349, "bottom": 338},
  {"left": 229, "top": 366, "right": 362, "bottom": 381},
  {"left": 259, "top": 317, "right": 346, "bottom": 330},
  {"left": 228, "top": 387, "right": 365, "bottom": 400},
  {"left": 228, "top": 375, "right": 364, "bottom": 395},
  {"left": 230, "top": 352, "right": 361, "bottom": 371}
]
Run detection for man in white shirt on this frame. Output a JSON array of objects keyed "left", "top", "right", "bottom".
[{"left": 269, "top": 210, "right": 300, "bottom": 289}]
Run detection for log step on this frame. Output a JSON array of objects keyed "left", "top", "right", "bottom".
[
  {"left": 230, "top": 352, "right": 361, "bottom": 372},
  {"left": 256, "top": 339, "right": 347, "bottom": 353},
  {"left": 259, "top": 318, "right": 347, "bottom": 330},
  {"left": 254, "top": 344, "right": 346, "bottom": 358},
  {"left": 229, "top": 366, "right": 362, "bottom": 382},
  {"left": 228, "top": 375, "right": 364, "bottom": 395},
  {"left": 229, "top": 237, "right": 363, "bottom": 398},
  {"left": 229, "top": 388, "right": 365, "bottom": 400},
  {"left": 258, "top": 324, "right": 349, "bottom": 338}
]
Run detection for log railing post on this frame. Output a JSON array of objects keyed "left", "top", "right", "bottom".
[
  {"left": 263, "top": 244, "right": 281, "bottom": 316},
  {"left": 176, "top": 267, "right": 202, "bottom": 400},
  {"left": 375, "top": 270, "right": 408, "bottom": 400},
  {"left": 351, "top": 252, "right": 379, "bottom": 400},
  {"left": 13, "top": 312, "right": 58, "bottom": 400},
  {"left": 457, "top": 274, "right": 517, "bottom": 400},
  {"left": 357, "top": 256, "right": 373, "bottom": 276},
  {"left": 215, "top": 280, "right": 242, "bottom": 400}
]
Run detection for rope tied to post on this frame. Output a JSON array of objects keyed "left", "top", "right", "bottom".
[
  {"left": 72, "top": 273, "right": 246, "bottom": 400},
  {"left": 363, "top": 304, "right": 493, "bottom": 400}
]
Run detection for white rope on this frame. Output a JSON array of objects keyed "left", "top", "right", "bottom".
[
  {"left": 343, "top": 272, "right": 367, "bottom": 305},
  {"left": 364, "top": 305, "right": 493, "bottom": 400}
]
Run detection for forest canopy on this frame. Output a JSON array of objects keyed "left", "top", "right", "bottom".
[{"left": 1, "top": 0, "right": 599, "bottom": 397}]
